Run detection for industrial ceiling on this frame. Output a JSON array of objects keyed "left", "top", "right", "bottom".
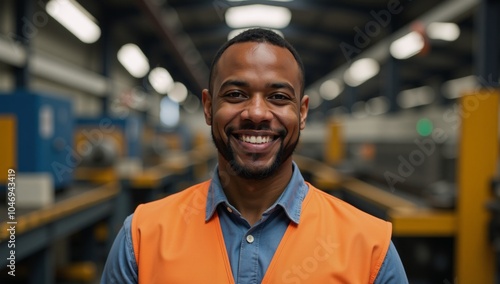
[{"left": 82, "top": 0, "right": 478, "bottom": 115}]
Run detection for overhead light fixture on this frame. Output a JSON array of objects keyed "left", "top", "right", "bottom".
[
  {"left": 344, "top": 58, "right": 380, "bottom": 87},
  {"left": 168, "top": 82, "right": 188, "bottom": 103},
  {"left": 319, "top": 79, "right": 343, "bottom": 100},
  {"left": 305, "top": 89, "right": 322, "bottom": 110},
  {"left": 397, "top": 86, "right": 435, "bottom": 108},
  {"left": 148, "top": 67, "right": 174, "bottom": 94},
  {"left": 46, "top": 0, "right": 101, "bottom": 43},
  {"left": 427, "top": 22, "right": 460, "bottom": 41},
  {"left": 225, "top": 5, "right": 292, "bottom": 29},
  {"left": 182, "top": 94, "right": 201, "bottom": 113},
  {"left": 390, "top": 31, "right": 424, "bottom": 59},
  {"left": 228, "top": 28, "right": 284, "bottom": 40},
  {"left": 441, "top": 75, "right": 478, "bottom": 99},
  {"left": 160, "top": 96, "right": 180, "bottom": 128},
  {"left": 117, "top": 44, "right": 150, "bottom": 78}
]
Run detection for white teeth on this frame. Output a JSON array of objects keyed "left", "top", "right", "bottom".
[{"left": 240, "top": 135, "right": 272, "bottom": 144}]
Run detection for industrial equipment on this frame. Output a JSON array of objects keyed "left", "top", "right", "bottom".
[
  {"left": 74, "top": 115, "right": 143, "bottom": 183},
  {"left": 0, "top": 89, "right": 74, "bottom": 198}
]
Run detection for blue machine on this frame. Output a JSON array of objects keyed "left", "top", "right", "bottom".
[
  {"left": 0, "top": 89, "right": 74, "bottom": 190},
  {"left": 75, "top": 115, "right": 143, "bottom": 162}
]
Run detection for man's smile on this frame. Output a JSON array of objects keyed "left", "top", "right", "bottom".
[
  {"left": 238, "top": 135, "right": 274, "bottom": 144},
  {"left": 230, "top": 131, "right": 282, "bottom": 154}
]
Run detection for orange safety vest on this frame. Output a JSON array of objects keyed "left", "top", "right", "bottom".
[{"left": 131, "top": 180, "right": 392, "bottom": 284}]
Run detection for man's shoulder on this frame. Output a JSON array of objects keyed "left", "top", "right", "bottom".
[
  {"left": 307, "top": 184, "right": 390, "bottom": 227},
  {"left": 134, "top": 180, "right": 211, "bottom": 214}
]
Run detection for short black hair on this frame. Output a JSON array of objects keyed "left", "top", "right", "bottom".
[{"left": 208, "top": 28, "right": 305, "bottom": 97}]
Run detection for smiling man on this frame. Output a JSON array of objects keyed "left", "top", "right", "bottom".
[{"left": 101, "top": 28, "right": 408, "bottom": 284}]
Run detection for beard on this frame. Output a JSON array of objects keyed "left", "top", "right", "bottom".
[{"left": 211, "top": 120, "right": 300, "bottom": 180}]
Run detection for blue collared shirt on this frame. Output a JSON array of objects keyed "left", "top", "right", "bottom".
[{"left": 101, "top": 163, "right": 408, "bottom": 283}]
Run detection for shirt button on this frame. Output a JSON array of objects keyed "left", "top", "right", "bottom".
[
  {"left": 246, "top": 234, "right": 254, "bottom": 244},
  {"left": 227, "top": 207, "right": 232, "bottom": 213}
]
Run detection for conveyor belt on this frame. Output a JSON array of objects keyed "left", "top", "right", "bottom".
[
  {"left": 0, "top": 182, "right": 118, "bottom": 241},
  {"left": 294, "top": 154, "right": 456, "bottom": 237},
  {"left": 341, "top": 178, "right": 456, "bottom": 236},
  {"left": 0, "top": 182, "right": 121, "bottom": 284}
]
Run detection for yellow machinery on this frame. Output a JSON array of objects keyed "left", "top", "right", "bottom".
[
  {"left": 306, "top": 89, "right": 500, "bottom": 282},
  {"left": 73, "top": 115, "right": 143, "bottom": 184}
]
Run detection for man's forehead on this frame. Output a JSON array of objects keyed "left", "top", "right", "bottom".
[
  {"left": 216, "top": 42, "right": 300, "bottom": 80},
  {"left": 210, "top": 41, "right": 303, "bottom": 96},
  {"left": 221, "top": 41, "right": 293, "bottom": 62}
]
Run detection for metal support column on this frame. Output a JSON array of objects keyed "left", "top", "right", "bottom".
[
  {"left": 384, "top": 56, "right": 400, "bottom": 113},
  {"left": 14, "top": 0, "right": 33, "bottom": 88},
  {"left": 342, "top": 85, "right": 356, "bottom": 114},
  {"left": 476, "top": 0, "right": 500, "bottom": 82},
  {"left": 456, "top": 1, "right": 500, "bottom": 282},
  {"left": 385, "top": 19, "right": 401, "bottom": 114},
  {"left": 100, "top": 4, "right": 112, "bottom": 116},
  {"left": 456, "top": 90, "right": 499, "bottom": 284},
  {"left": 29, "top": 245, "right": 55, "bottom": 284}
]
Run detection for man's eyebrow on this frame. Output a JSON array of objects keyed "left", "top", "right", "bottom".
[
  {"left": 220, "top": 80, "right": 249, "bottom": 90},
  {"left": 267, "top": 82, "right": 295, "bottom": 93},
  {"left": 219, "top": 80, "right": 296, "bottom": 94}
]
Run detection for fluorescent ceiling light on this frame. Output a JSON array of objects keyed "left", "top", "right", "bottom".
[
  {"left": 168, "top": 82, "right": 188, "bottom": 103},
  {"left": 149, "top": 67, "right": 174, "bottom": 94},
  {"left": 390, "top": 31, "right": 424, "bottom": 59},
  {"left": 117, "top": 44, "right": 150, "bottom": 78},
  {"left": 46, "top": 0, "right": 101, "bottom": 43},
  {"left": 441, "top": 75, "right": 478, "bottom": 99},
  {"left": 427, "top": 22, "right": 460, "bottom": 41},
  {"left": 344, "top": 58, "right": 380, "bottom": 87},
  {"left": 397, "top": 86, "right": 435, "bottom": 108},
  {"left": 182, "top": 94, "right": 201, "bottom": 113},
  {"left": 319, "top": 79, "right": 343, "bottom": 100},
  {"left": 228, "top": 28, "right": 284, "bottom": 40},
  {"left": 225, "top": 5, "right": 292, "bottom": 29},
  {"left": 305, "top": 90, "right": 322, "bottom": 110},
  {"left": 160, "top": 96, "right": 180, "bottom": 128}
]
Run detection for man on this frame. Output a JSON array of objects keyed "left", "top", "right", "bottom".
[{"left": 101, "top": 28, "right": 408, "bottom": 283}]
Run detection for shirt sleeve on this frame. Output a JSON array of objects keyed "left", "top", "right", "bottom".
[
  {"left": 100, "top": 214, "right": 138, "bottom": 284},
  {"left": 373, "top": 241, "right": 409, "bottom": 284}
]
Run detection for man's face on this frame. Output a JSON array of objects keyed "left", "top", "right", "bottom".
[{"left": 202, "top": 42, "right": 309, "bottom": 179}]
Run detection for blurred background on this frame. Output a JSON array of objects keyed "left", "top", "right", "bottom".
[{"left": 0, "top": 0, "right": 499, "bottom": 283}]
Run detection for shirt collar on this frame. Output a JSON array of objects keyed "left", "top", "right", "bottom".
[{"left": 205, "top": 162, "right": 309, "bottom": 224}]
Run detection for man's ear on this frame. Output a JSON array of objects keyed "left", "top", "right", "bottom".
[
  {"left": 202, "top": 89, "right": 212, "bottom": 125},
  {"left": 299, "top": 95, "right": 309, "bottom": 130}
]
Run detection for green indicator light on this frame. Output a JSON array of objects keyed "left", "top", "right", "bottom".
[{"left": 416, "top": 118, "right": 433, "bottom": 136}]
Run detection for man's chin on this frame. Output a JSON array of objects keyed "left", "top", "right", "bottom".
[{"left": 229, "top": 159, "right": 281, "bottom": 180}]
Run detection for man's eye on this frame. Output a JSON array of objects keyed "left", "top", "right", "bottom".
[
  {"left": 269, "top": 94, "right": 289, "bottom": 100},
  {"left": 226, "top": 91, "right": 244, "bottom": 98}
]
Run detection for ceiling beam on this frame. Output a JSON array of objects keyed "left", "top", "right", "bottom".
[
  {"left": 135, "top": 0, "right": 209, "bottom": 94},
  {"left": 308, "top": 0, "right": 480, "bottom": 92}
]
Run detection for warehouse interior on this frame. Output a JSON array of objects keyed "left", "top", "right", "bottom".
[{"left": 0, "top": 0, "right": 499, "bottom": 283}]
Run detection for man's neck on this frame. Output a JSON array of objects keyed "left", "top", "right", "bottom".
[{"left": 218, "top": 160, "right": 293, "bottom": 226}]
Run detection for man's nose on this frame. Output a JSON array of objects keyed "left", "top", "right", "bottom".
[{"left": 240, "top": 95, "right": 273, "bottom": 123}]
